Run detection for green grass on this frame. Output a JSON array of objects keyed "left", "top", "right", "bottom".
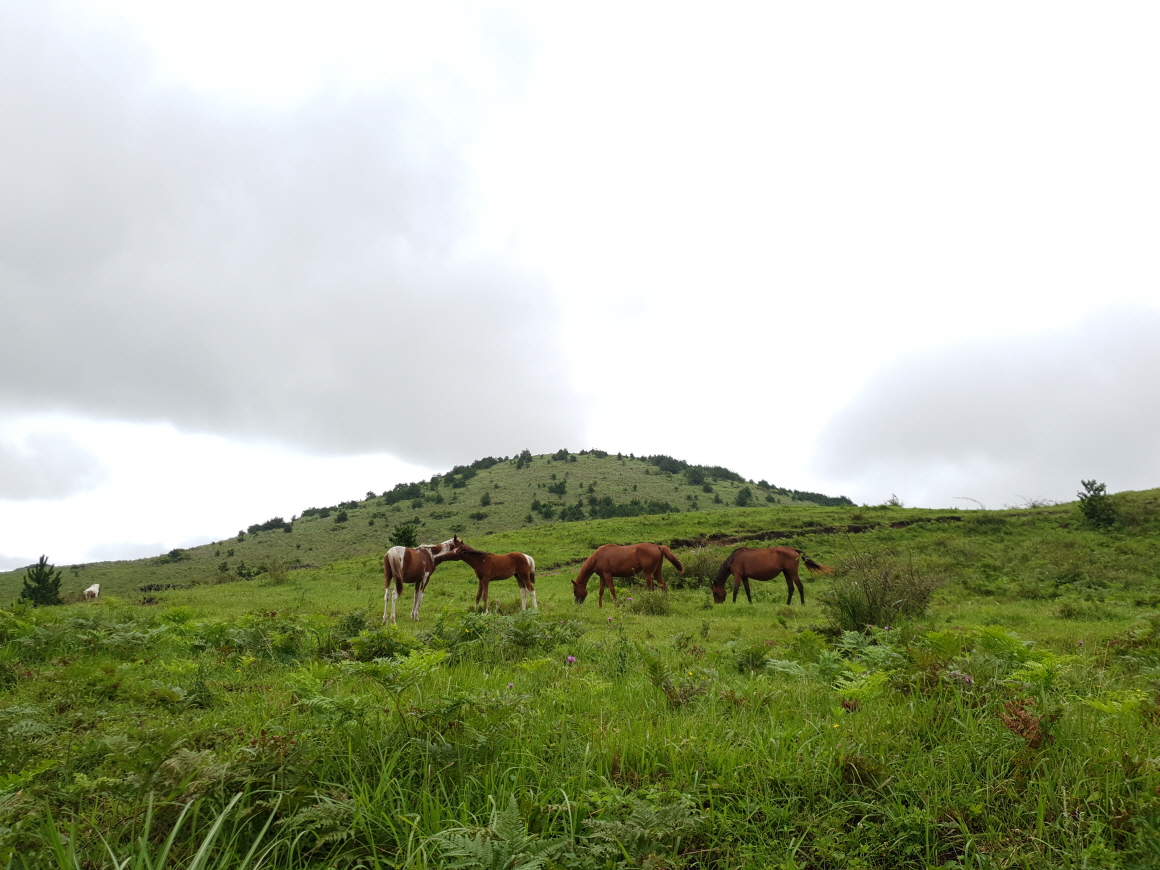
[{"left": 1, "top": 471, "right": 1159, "bottom": 867}]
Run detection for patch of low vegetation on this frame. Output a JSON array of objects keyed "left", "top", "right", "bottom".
[
  {"left": 1, "top": 477, "right": 1159, "bottom": 866},
  {"left": 820, "top": 546, "right": 940, "bottom": 632}
]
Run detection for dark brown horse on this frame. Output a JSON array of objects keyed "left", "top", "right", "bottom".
[
  {"left": 573, "top": 543, "right": 685, "bottom": 606},
  {"left": 382, "top": 536, "right": 466, "bottom": 624},
  {"left": 712, "top": 546, "right": 833, "bottom": 606},
  {"left": 456, "top": 543, "right": 537, "bottom": 611}
]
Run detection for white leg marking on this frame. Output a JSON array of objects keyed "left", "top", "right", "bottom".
[
  {"left": 519, "top": 586, "right": 527, "bottom": 610},
  {"left": 530, "top": 589, "right": 538, "bottom": 609}
]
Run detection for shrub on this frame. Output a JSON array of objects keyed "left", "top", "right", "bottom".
[
  {"left": 334, "top": 510, "right": 348, "bottom": 524},
  {"left": 480, "top": 491, "right": 491, "bottom": 507},
  {"left": 389, "top": 524, "right": 419, "bottom": 548},
  {"left": 547, "top": 480, "right": 567, "bottom": 496},
  {"left": 820, "top": 548, "right": 939, "bottom": 632},
  {"left": 247, "top": 517, "right": 289, "bottom": 534},
  {"left": 348, "top": 625, "right": 420, "bottom": 661},
  {"left": 551, "top": 448, "right": 571, "bottom": 461},
  {"left": 20, "top": 556, "right": 63, "bottom": 607},
  {"left": 559, "top": 503, "right": 586, "bottom": 522},
  {"left": 626, "top": 592, "right": 671, "bottom": 616},
  {"left": 469, "top": 511, "right": 489, "bottom": 521},
  {"left": 1077, "top": 479, "right": 1118, "bottom": 528},
  {"left": 679, "top": 547, "right": 727, "bottom": 590},
  {"left": 735, "top": 486, "right": 753, "bottom": 507},
  {"left": 514, "top": 448, "right": 533, "bottom": 469}
]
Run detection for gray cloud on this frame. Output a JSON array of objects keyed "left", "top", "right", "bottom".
[
  {"left": 0, "top": 431, "right": 106, "bottom": 499},
  {"left": 814, "top": 308, "right": 1160, "bottom": 507},
  {"left": 0, "top": 554, "right": 34, "bottom": 573},
  {"left": 0, "top": 5, "right": 583, "bottom": 466}
]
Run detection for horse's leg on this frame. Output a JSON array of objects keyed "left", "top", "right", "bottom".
[
  {"left": 475, "top": 576, "right": 485, "bottom": 611},
  {"left": 742, "top": 576, "right": 753, "bottom": 604},
  {"left": 411, "top": 572, "right": 429, "bottom": 620},
  {"left": 606, "top": 574, "right": 620, "bottom": 606},
  {"left": 787, "top": 566, "right": 805, "bottom": 605},
  {"left": 732, "top": 572, "right": 742, "bottom": 603},
  {"left": 390, "top": 579, "right": 401, "bottom": 625},
  {"left": 383, "top": 584, "right": 390, "bottom": 625}
]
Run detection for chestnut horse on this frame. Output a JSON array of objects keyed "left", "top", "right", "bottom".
[
  {"left": 573, "top": 543, "right": 685, "bottom": 606},
  {"left": 712, "top": 546, "right": 832, "bottom": 606},
  {"left": 382, "top": 536, "right": 466, "bottom": 624},
  {"left": 457, "top": 543, "right": 537, "bottom": 611}
]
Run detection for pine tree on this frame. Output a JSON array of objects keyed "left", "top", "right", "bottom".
[
  {"left": 20, "top": 555, "right": 63, "bottom": 607},
  {"left": 389, "top": 524, "right": 419, "bottom": 548}
]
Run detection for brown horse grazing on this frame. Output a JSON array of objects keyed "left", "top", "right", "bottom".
[
  {"left": 383, "top": 536, "right": 466, "bottom": 624},
  {"left": 456, "top": 543, "right": 537, "bottom": 611},
  {"left": 712, "top": 546, "right": 832, "bottom": 606},
  {"left": 573, "top": 543, "right": 685, "bottom": 606}
]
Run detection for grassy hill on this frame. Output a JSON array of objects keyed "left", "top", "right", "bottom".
[
  {"left": 1, "top": 463, "right": 1159, "bottom": 866},
  {"left": 0, "top": 450, "right": 854, "bottom": 602}
]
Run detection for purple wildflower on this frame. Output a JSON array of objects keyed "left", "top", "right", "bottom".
[{"left": 566, "top": 655, "right": 576, "bottom": 664}]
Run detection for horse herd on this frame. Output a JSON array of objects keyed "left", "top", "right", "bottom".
[{"left": 382, "top": 536, "right": 832, "bottom": 625}]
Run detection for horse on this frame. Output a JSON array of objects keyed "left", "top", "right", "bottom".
[
  {"left": 83, "top": 584, "right": 100, "bottom": 600},
  {"left": 456, "top": 543, "right": 537, "bottom": 611},
  {"left": 382, "top": 536, "right": 467, "bottom": 624},
  {"left": 712, "top": 546, "right": 832, "bottom": 606},
  {"left": 573, "top": 543, "right": 684, "bottom": 606}
]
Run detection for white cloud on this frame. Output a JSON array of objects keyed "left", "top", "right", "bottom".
[
  {"left": 0, "top": 430, "right": 106, "bottom": 500},
  {"left": 813, "top": 308, "right": 1160, "bottom": 507}
]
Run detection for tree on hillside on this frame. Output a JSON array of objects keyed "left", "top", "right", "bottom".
[
  {"left": 1077, "top": 479, "right": 1117, "bottom": 528},
  {"left": 515, "top": 448, "right": 533, "bottom": 470},
  {"left": 21, "top": 555, "right": 63, "bottom": 607},
  {"left": 390, "top": 524, "right": 419, "bottom": 548}
]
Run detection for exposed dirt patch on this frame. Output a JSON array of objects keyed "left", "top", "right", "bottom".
[{"left": 668, "top": 515, "right": 963, "bottom": 549}]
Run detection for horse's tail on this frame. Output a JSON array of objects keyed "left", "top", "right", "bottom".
[
  {"left": 525, "top": 554, "right": 536, "bottom": 585},
  {"left": 799, "top": 551, "right": 834, "bottom": 575},
  {"left": 714, "top": 551, "right": 735, "bottom": 588},
  {"left": 384, "top": 546, "right": 405, "bottom": 584},
  {"left": 658, "top": 545, "right": 684, "bottom": 574}
]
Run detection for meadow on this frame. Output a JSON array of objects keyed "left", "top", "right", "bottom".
[{"left": 1, "top": 457, "right": 1159, "bottom": 868}]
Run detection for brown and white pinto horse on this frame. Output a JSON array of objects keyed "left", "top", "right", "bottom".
[
  {"left": 573, "top": 543, "right": 684, "bottom": 607},
  {"left": 456, "top": 543, "right": 537, "bottom": 611},
  {"left": 382, "top": 536, "right": 466, "bottom": 624},
  {"left": 712, "top": 546, "right": 832, "bottom": 606}
]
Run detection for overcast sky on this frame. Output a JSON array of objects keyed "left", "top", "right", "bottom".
[{"left": 2, "top": 1, "right": 1159, "bottom": 568}]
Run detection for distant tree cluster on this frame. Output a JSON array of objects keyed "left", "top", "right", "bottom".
[{"left": 247, "top": 516, "right": 291, "bottom": 534}]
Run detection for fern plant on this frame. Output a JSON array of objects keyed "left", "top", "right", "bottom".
[{"left": 431, "top": 795, "right": 566, "bottom": 870}]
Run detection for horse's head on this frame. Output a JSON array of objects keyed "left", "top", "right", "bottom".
[
  {"left": 572, "top": 573, "right": 588, "bottom": 604},
  {"left": 710, "top": 578, "right": 727, "bottom": 604},
  {"left": 431, "top": 536, "right": 467, "bottom": 562}
]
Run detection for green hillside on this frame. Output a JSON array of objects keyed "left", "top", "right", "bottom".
[
  {"left": 1, "top": 464, "right": 1160, "bottom": 866},
  {"left": 0, "top": 450, "right": 853, "bottom": 601}
]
